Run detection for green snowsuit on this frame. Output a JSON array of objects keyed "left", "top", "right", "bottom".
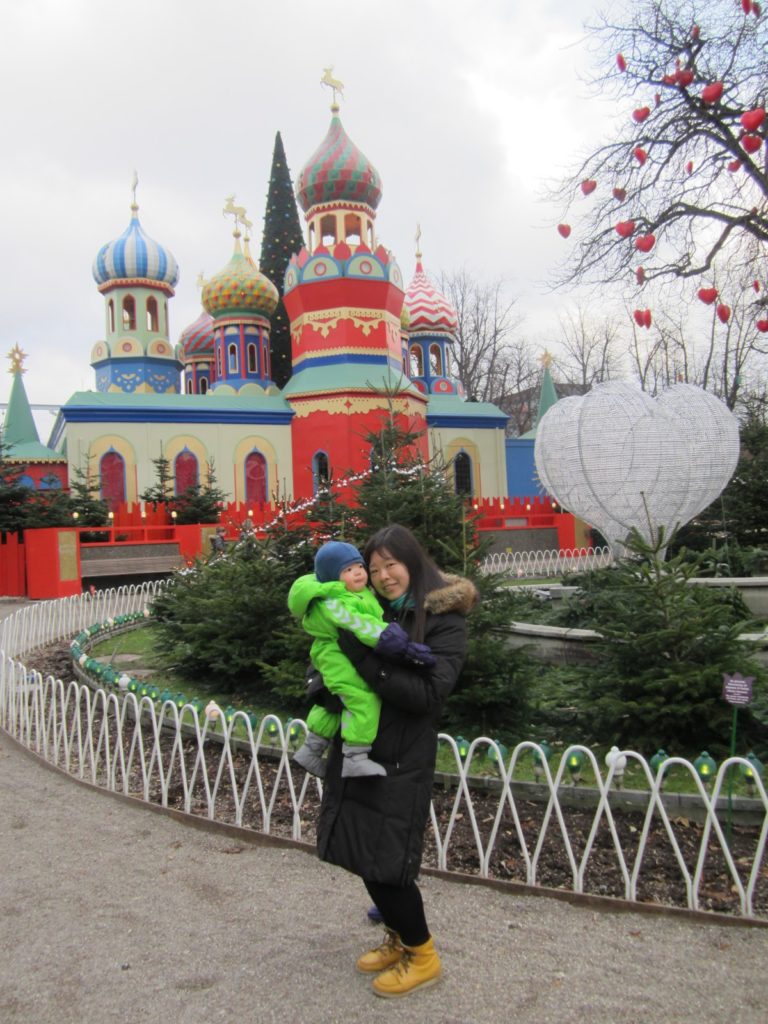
[{"left": 287, "top": 574, "right": 386, "bottom": 745}]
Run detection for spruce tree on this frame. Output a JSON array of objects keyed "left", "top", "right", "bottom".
[{"left": 259, "top": 132, "right": 305, "bottom": 389}]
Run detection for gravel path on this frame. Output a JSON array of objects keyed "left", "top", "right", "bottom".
[{"left": 2, "top": 731, "right": 767, "bottom": 1024}]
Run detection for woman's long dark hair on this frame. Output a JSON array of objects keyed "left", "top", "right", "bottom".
[{"left": 363, "top": 524, "right": 446, "bottom": 642}]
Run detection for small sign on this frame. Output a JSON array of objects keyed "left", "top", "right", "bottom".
[{"left": 722, "top": 673, "right": 754, "bottom": 706}]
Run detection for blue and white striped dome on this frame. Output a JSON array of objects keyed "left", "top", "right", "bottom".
[{"left": 92, "top": 206, "right": 179, "bottom": 288}]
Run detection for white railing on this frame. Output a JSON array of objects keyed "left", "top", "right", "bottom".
[
  {"left": 481, "top": 546, "right": 614, "bottom": 578},
  {"left": 1, "top": 585, "right": 766, "bottom": 919}
]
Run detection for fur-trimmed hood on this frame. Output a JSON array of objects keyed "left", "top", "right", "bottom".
[{"left": 424, "top": 573, "right": 479, "bottom": 616}]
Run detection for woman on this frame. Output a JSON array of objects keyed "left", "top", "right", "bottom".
[{"left": 315, "top": 524, "right": 478, "bottom": 999}]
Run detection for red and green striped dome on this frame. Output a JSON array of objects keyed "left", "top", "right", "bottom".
[{"left": 296, "top": 114, "right": 382, "bottom": 213}]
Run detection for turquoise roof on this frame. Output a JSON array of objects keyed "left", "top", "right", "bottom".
[
  {"left": 426, "top": 394, "right": 507, "bottom": 426},
  {"left": 60, "top": 390, "right": 291, "bottom": 412},
  {"left": 3, "top": 371, "right": 64, "bottom": 462},
  {"left": 282, "top": 363, "right": 422, "bottom": 399}
]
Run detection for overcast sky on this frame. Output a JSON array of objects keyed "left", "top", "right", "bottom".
[{"left": 1, "top": 0, "right": 618, "bottom": 435}]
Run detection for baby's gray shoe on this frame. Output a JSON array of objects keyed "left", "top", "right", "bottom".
[
  {"left": 341, "top": 743, "right": 387, "bottom": 777},
  {"left": 293, "top": 732, "right": 329, "bottom": 778}
]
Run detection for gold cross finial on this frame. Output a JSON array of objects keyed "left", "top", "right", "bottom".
[
  {"left": 8, "top": 344, "right": 27, "bottom": 374},
  {"left": 540, "top": 350, "right": 553, "bottom": 369}
]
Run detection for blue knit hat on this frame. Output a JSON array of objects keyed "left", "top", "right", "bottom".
[{"left": 315, "top": 541, "right": 364, "bottom": 583}]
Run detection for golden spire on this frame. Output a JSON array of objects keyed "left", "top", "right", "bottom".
[
  {"left": 196, "top": 271, "right": 206, "bottom": 290},
  {"left": 540, "top": 350, "right": 554, "bottom": 369},
  {"left": 131, "top": 170, "right": 139, "bottom": 212},
  {"left": 8, "top": 344, "right": 27, "bottom": 374},
  {"left": 321, "top": 66, "right": 345, "bottom": 112},
  {"left": 415, "top": 223, "right": 422, "bottom": 260}
]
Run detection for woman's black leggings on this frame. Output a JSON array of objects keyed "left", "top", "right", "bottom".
[{"left": 363, "top": 879, "right": 430, "bottom": 946}]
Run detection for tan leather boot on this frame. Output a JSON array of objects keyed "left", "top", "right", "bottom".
[
  {"left": 355, "top": 928, "right": 403, "bottom": 974},
  {"left": 372, "top": 936, "right": 442, "bottom": 997}
]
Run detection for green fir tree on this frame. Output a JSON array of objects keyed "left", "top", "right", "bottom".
[
  {"left": 259, "top": 131, "right": 305, "bottom": 389},
  {"left": 174, "top": 459, "right": 227, "bottom": 525}
]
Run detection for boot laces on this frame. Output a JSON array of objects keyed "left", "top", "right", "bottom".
[{"left": 390, "top": 949, "right": 414, "bottom": 977}]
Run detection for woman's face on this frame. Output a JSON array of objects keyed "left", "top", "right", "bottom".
[{"left": 368, "top": 548, "right": 410, "bottom": 601}]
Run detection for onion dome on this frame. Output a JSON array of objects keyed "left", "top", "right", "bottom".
[
  {"left": 297, "top": 114, "right": 382, "bottom": 213},
  {"left": 179, "top": 310, "right": 215, "bottom": 358},
  {"left": 400, "top": 302, "right": 411, "bottom": 332},
  {"left": 92, "top": 205, "right": 179, "bottom": 289},
  {"left": 201, "top": 245, "right": 279, "bottom": 319},
  {"left": 404, "top": 259, "right": 458, "bottom": 336}
]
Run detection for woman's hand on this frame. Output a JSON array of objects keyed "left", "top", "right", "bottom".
[{"left": 375, "top": 623, "right": 436, "bottom": 667}]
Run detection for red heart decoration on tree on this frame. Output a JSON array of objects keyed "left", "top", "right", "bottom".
[
  {"left": 635, "top": 234, "right": 656, "bottom": 253},
  {"left": 636, "top": 266, "right": 646, "bottom": 284},
  {"left": 716, "top": 304, "right": 731, "bottom": 323},
  {"left": 634, "top": 147, "right": 648, "bottom": 164},
  {"left": 612, "top": 187, "right": 627, "bottom": 201},
  {"left": 676, "top": 68, "right": 694, "bottom": 87},
  {"left": 742, "top": 0, "right": 752, "bottom": 11},
  {"left": 740, "top": 107, "right": 765, "bottom": 131},
  {"left": 633, "top": 309, "right": 645, "bottom": 327},
  {"left": 757, "top": 320, "right": 768, "bottom": 333},
  {"left": 728, "top": 159, "right": 742, "bottom": 172},
  {"left": 686, "top": 160, "right": 694, "bottom": 174},
  {"left": 616, "top": 53, "right": 627, "bottom": 72},
  {"left": 662, "top": 74, "right": 677, "bottom": 85},
  {"left": 753, "top": 280, "right": 761, "bottom": 292},
  {"left": 557, "top": 224, "right": 572, "bottom": 238},
  {"left": 753, "top": 2, "right": 762, "bottom": 15},
  {"left": 692, "top": 25, "right": 700, "bottom": 38},
  {"left": 701, "top": 82, "right": 724, "bottom": 104},
  {"left": 643, "top": 310, "right": 652, "bottom": 329},
  {"left": 742, "top": 134, "right": 763, "bottom": 153},
  {"left": 615, "top": 220, "right": 636, "bottom": 238},
  {"left": 580, "top": 179, "right": 597, "bottom": 195},
  {"left": 633, "top": 107, "right": 651, "bottom": 123},
  {"left": 697, "top": 287, "right": 718, "bottom": 304}
]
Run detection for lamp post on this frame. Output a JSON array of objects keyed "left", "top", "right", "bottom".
[
  {"left": 566, "top": 748, "right": 585, "bottom": 785},
  {"left": 741, "top": 752, "right": 764, "bottom": 796},
  {"left": 605, "top": 745, "right": 627, "bottom": 789},
  {"left": 694, "top": 751, "right": 717, "bottom": 790}
]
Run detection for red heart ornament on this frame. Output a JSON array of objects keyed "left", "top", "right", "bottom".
[
  {"left": 686, "top": 160, "right": 694, "bottom": 174},
  {"left": 612, "top": 187, "right": 627, "bottom": 201},
  {"left": 757, "top": 320, "right": 768, "bottom": 333},
  {"left": 615, "top": 220, "right": 636, "bottom": 238},
  {"left": 701, "top": 82, "right": 724, "bottom": 104},
  {"left": 634, "top": 147, "right": 648, "bottom": 164},
  {"left": 742, "top": 0, "right": 751, "bottom": 11},
  {"left": 743, "top": 134, "right": 763, "bottom": 153},
  {"left": 633, "top": 107, "right": 651, "bottom": 123},
  {"left": 580, "top": 179, "right": 597, "bottom": 195},
  {"left": 617, "top": 53, "right": 627, "bottom": 72},
  {"left": 692, "top": 24, "right": 700, "bottom": 38},
  {"left": 753, "top": 280, "right": 761, "bottom": 292},
  {"left": 716, "top": 304, "right": 731, "bottom": 323},
  {"left": 636, "top": 266, "right": 646, "bottom": 284},
  {"left": 697, "top": 287, "right": 718, "bottom": 304},
  {"left": 728, "top": 159, "right": 742, "bottom": 172},
  {"left": 740, "top": 108, "right": 765, "bottom": 131},
  {"left": 635, "top": 234, "right": 656, "bottom": 253},
  {"left": 662, "top": 74, "right": 677, "bottom": 85},
  {"left": 753, "top": 2, "right": 761, "bottom": 15},
  {"left": 557, "top": 224, "right": 571, "bottom": 238},
  {"left": 676, "top": 68, "right": 694, "bottom": 87},
  {"left": 633, "top": 309, "right": 645, "bottom": 327},
  {"left": 643, "top": 309, "right": 652, "bottom": 329}
]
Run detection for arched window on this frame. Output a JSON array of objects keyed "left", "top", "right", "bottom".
[
  {"left": 200, "top": 376, "right": 208, "bottom": 395},
  {"left": 429, "top": 344, "right": 442, "bottom": 376},
  {"left": 108, "top": 299, "right": 115, "bottom": 333},
  {"left": 186, "top": 377, "right": 193, "bottom": 394},
  {"left": 344, "top": 213, "right": 361, "bottom": 244},
  {"left": 262, "top": 341, "right": 270, "bottom": 379},
  {"left": 245, "top": 450, "right": 267, "bottom": 504},
  {"left": 228, "top": 342, "right": 238, "bottom": 373},
  {"left": 18, "top": 474, "right": 35, "bottom": 489},
  {"left": 409, "top": 344, "right": 423, "bottom": 377},
  {"left": 100, "top": 450, "right": 126, "bottom": 510},
  {"left": 312, "top": 451, "right": 330, "bottom": 493},
  {"left": 122, "top": 296, "right": 136, "bottom": 331},
  {"left": 39, "top": 474, "right": 62, "bottom": 490},
  {"left": 174, "top": 449, "right": 199, "bottom": 495},
  {"left": 146, "top": 296, "right": 158, "bottom": 332},
  {"left": 454, "top": 451, "right": 473, "bottom": 496},
  {"left": 320, "top": 213, "right": 336, "bottom": 246},
  {"left": 247, "top": 343, "right": 257, "bottom": 373}
]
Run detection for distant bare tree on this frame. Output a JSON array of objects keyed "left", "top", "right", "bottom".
[
  {"left": 553, "top": 305, "right": 625, "bottom": 387},
  {"left": 437, "top": 269, "right": 535, "bottom": 406}
]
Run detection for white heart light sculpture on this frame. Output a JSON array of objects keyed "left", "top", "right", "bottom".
[{"left": 534, "top": 382, "right": 739, "bottom": 554}]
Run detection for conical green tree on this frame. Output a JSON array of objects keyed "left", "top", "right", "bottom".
[{"left": 259, "top": 131, "right": 305, "bottom": 389}]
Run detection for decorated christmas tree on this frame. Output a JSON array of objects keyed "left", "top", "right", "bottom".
[{"left": 259, "top": 132, "right": 305, "bottom": 388}]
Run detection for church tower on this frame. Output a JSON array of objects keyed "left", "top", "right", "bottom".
[
  {"left": 91, "top": 183, "right": 181, "bottom": 393},
  {"left": 282, "top": 93, "right": 428, "bottom": 495}
]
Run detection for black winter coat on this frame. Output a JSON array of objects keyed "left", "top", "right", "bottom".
[{"left": 316, "top": 574, "right": 478, "bottom": 886}]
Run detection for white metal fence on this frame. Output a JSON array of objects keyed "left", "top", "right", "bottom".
[
  {"left": 2, "top": 584, "right": 767, "bottom": 919},
  {"left": 480, "top": 546, "right": 614, "bottom": 578}
]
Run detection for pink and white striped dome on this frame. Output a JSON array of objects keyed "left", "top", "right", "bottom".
[{"left": 403, "top": 259, "right": 458, "bottom": 337}]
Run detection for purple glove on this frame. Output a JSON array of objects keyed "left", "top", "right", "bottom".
[
  {"left": 404, "top": 641, "right": 436, "bottom": 668},
  {"left": 375, "top": 622, "right": 410, "bottom": 659}
]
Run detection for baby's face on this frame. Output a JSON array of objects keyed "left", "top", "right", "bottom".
[{"left": 340, "top": 562, "right": 368, "bottom": 592}]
